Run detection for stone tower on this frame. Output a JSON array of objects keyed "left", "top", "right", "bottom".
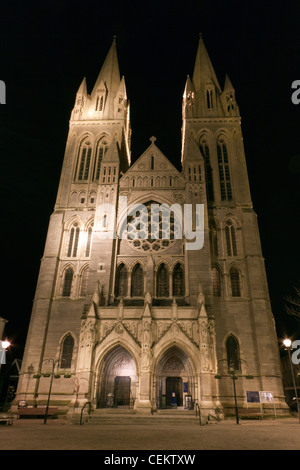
[{"left": 15, "top": 37, "right": 286, "bottom": 418}]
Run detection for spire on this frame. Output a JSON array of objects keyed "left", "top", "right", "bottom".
[
  {"left": 185, "top": 35, "right": 223, "bottom": 117},
  {"left": 77, "top": 77, "right": 87, "bottom": 95},
  {"left": 92, "top": 38, "right": 120, "bottom": 96},
  {"left": 91, "top": 38, "right": 122, "bottom": 118},
  {"left": 192, "top": 34, "right": 221, "bottom": 93},
  {"left": 71, "top": 77, "right": 87, "bottom": 120},
  {"left": 220, "top": 74, "right": 240, "bottom": 116}
]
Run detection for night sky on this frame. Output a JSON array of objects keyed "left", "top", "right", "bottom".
[{"left": 0, "top": 0, "right": 299, "bottom": 361}]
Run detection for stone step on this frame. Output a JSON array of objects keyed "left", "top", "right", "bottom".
[
  {"left": 79, "top": 416, "right": 201, "bottom": 426},
  {"left": 72, "top": 409, "right": 217, "bottom": 426}
]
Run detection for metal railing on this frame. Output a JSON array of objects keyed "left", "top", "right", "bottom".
[
  {"left": 195, "top": 402, "right": 203, "bottom": 426},
  {"left": 80, "top": 401, "right": 92, "bottom": 425}
]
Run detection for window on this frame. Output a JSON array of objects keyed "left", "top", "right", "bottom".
[
  {"left": 94, "top": 140, "right": 108, "bottom": 181},
  {"left": 60, "top": 334, "right": 74, "bottom": 369},
  {"left": 85, "top": 226, "right": 93, "bottom": 257},
  {"left": 173, "top": 263, "right": 184, "bottom": 297},
  {"left": 62, "top": 267, "right": 74, "bottom": 297},
  {"left": 225, "top": 221, "right": 237, "bottom": 256},
  {"left": 131, "top": 264, "right": 143, "bottom": 297},
  {"left": 206, "top": 88, "right": 214, "bottom": 109},
  {"left": 211, "top": 267, "right": 221, "bottom": 297},
  {"left": 226, "top": 335, "right": 240, "bottom": 371},
  {"left": 157, "top": 263, "right": 169, "bottom": 297},
  {"left": 217, "top": 139, "right": 232, "bottom": 200},
  {"left": 67, "top": 223, "right": 80, "bottom": 257},
  {"left": 80, "top": 268, "right": 89, "bottom": 297},
  {"left": 77, "top": 140, "right": 92, "bottom": 181},
  {"left": 229, "top": 266, "right": 241, "bottom": 297},
  {"left": 199, "top": 139, "right": 214, "bottom": 202},
  {"left": 115, "top": 263, "right": 128, "bottom": 297},
  {"left": 96, "top": 95, "right": 104, "bottom": 111},
  {"left": 210, "top": 222, "right": 218, "bottom": 257},
  {"left": 151, "top": 155, "right": 154, "bottom": 170}
]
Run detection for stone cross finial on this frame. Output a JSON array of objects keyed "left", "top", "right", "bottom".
[{"left": 150, "top": 136, "right": 157, "bottom": 144}]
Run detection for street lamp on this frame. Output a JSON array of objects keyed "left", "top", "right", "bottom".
[
  {"left": 1, "top": 340, "right": 10, "bottom": 350},
  {"left": 215, "top": 358, "right": 252, "bottom": 425},
  {"left": 283, "top": 338, "right": 300, "bottom": 423},
  {"left": 43, "top": 358, "right": 60, "bottom": 424}
]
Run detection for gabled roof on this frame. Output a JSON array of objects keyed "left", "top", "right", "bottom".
[{"left": 121, "top": 137, "right": 181, "bottom": 177}]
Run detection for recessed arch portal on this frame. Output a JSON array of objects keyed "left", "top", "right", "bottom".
[
  {"left": 155, "top": 345, "right": 195, "bottom": 409},
  {"left": 97, "top": 345, "right": 137, "bottom": 408}
]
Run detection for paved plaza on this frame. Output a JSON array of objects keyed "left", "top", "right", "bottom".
[{"left": 0, "top": 415, "right": 300, "bottom": 451}]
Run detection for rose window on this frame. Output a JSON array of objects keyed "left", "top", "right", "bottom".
[{"left": 124, "top": 201, "right": 180, "bottom": 252}]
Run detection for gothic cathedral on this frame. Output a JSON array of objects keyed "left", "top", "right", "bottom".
[{"left": 15, "top": 37, "right": 286, "bottom": 418}]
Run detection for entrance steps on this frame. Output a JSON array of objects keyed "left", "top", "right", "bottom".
[{"left": 74, "top": 407, "right": 217, "bottom": 426}]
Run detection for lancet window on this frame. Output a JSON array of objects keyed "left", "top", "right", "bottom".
[
  {"left": 229, "top": 266, "right": 241, "bottom": 297},
  {"left": 60, "top": 334, "right": 74, "bottom": 369},
  {"left": 62, "top": 267, "right": 74, "bottom": 297},
  {"left": 226, "top": 335, "right": 240, "bottom": 371},
  {"left": 172, "top": 263, "right": 184, "bottom": 297},
  {"left": 156, "top": 264, "right": 169, "bottom": 297},
  {"left": 77, "top": 139, "right": 92, "bottom": 181},
  {"left": 131, "top": 264, "right": 143, "bottom": 297},
  {"left": 217, "top": 139, "right": 232, "bottom": 200}
]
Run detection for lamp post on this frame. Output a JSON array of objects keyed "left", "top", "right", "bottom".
[
  {"left": 44, "top": 358, "right": 60, "bottom": 424},
  {"left": 283, "top": 338, "right": 300, "bottom": 423},
  {"left": 228, "top": 365, "right": 239, "bottom": 425},
  {"left": 215, "top": 358, "right": 252, "bottom": 425}
]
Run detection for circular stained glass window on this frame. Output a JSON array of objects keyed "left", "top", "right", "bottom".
[{"left": 124, "top": 201, "right": 180, "bottom": 252}]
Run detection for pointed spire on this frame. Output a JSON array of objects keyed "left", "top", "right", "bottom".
[
  {"left": 220, "top": 74, "right": 240, "bottom": 116},
  {"left": 92, "top": 38, "right": 120, "bottom": 97},
  {"left": 183, "top": 75, "right": 195, "bottom": 98},
  {"left": 224, "top": 74, "right": 234, "bottom": 91},
  {"left": 192, "top": 34, "right": 221, "bottom": 93},
  {"left": 77, "top": 77, "right": 87, "bottom": 96}
]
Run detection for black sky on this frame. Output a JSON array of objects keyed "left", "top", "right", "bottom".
[{"left": 0, "top": 0, "right": 299, "bottom": 360}]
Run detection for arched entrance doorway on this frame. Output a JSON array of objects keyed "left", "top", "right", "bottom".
[
  {"left": 155, "top": 345, "right": 195, "bottom": 409},
  {"left": 97, "top": 345, "right": 137, "bottom": 408}
]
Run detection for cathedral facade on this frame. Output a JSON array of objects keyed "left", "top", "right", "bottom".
[{"left": 15, "top": 37, "right": 286, "bottom": 417}]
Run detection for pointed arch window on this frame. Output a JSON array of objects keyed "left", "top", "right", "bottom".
[
  {"left": 96, "top": 95, "right": 104, "bottom": 111},
  {"left": 226, "top": 335, "right": 240, "bottom": 372},
  {"left": 115, "top": 263, "right": 128, "bottom": 297},
  {"left": 60, "top": 334, "right": 74, "bottom": 369},
  {"left": 94, "top": 140, "right": 108, "bottom": 181},
  {"left": 67, "top": 223, "right": 80, "bottom": 257},
  {"left": 77, "top": 140, "right": 92, "bottom": 181},
  {"left": 131, "top": 264, "right": 143, "bottom": 297},
  {"left": 85, "top": 226, "right": 93, "bottom": 257},
  {"left": 225, "top": 221, "right": 237, "bottom": 256},
  {"left": 206, "top": 88, "right": 214, "bottom": 109},
  {"left": 209, "top": 221, "right": 218, "bottom": 257},
  {"left": 211, "top": 266, "right": 221, "bottom": 297},
  {"left": 173, "top": 263, "right": 184, "bottom": 297},
  {"left": 217, "top": 139, "right": 232, "bottom": 200},
  {"left": 200, "top": 138, "right": 214, "bottom": 202},
  {"left": 229, "top": 266, "right": 241, "bottom": 297},
  {"left": 80, "top": 267, "right": 89, "bottom": 297},
  {"left": 62, "top": 267, "right": 74, "bottom": 297},
  {"left": 156, "top": 263, "right": 169, "bottom": 297}
]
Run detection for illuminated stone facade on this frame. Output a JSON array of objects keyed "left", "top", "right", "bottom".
[{"left": 15, "top": 38, "right": 286, "bottom": 417}]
